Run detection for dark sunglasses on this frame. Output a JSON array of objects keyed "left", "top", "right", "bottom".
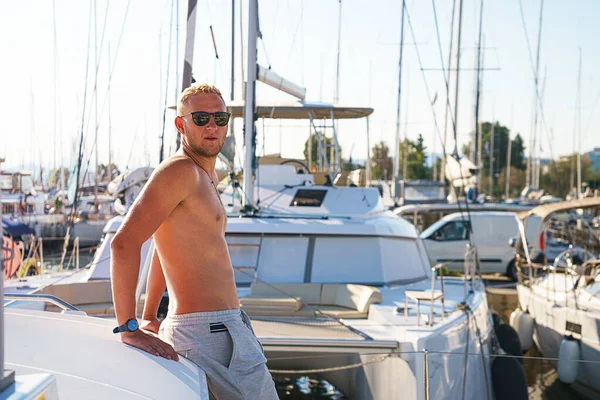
[{"left": 182, "top": 111, "right": 231, "bottom": 127}]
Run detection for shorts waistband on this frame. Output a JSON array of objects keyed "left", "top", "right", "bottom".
[{"left": 164, "top": 308, "right": 242, "bottom": 323}]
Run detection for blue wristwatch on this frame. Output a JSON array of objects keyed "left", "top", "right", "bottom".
[{"left": 113, "top": 318, "right": 139, "bottom": 334}]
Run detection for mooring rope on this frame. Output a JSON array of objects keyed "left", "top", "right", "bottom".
[{"left": 268, "top": 354, "right": 391, "bottom": 374}]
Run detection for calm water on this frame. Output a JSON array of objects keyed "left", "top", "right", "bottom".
[{"left": 275, "top": 376, "right": 345, "bottom": 399}]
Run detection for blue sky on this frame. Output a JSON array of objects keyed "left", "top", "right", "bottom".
[{"left": 1, "top": 0, "right": 599, "bottom": 172}]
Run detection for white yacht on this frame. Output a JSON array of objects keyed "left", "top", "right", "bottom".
[
  {"left": 219, "top": 161, "right": 494, "bottom": 400},
  {"left": 512, "top": 197, "right": 600, "bottom": 397}
]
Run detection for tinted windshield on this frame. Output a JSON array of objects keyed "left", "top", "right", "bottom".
[{"left": 420, "top": 217, "right": 449, "bottom": 240}]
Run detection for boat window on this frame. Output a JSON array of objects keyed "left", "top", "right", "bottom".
[
  {"left": 256, "top": 237, "right": 309, "bottom": 282},
  {"left": 311, "top": 237, "right": 427, "bottom": 284},
  {"left": 290, "top": 189, "right": 327, "bottom": 207},
  {"left": 430, "top": 221, "right": 470, "bottom": 241},
  {"left": 227, "top": 235, "right": 261, "bottom": 285}
]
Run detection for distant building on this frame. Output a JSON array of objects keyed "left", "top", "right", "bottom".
[{"left": 587, "top": 147, "right": 600, "bottom": 173}]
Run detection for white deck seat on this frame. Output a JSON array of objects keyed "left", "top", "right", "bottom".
[{"left": 240, "top": 282, "right": 382, "bottom": 318}]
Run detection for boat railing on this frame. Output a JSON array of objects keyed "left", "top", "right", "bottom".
[
  {"left": 404, "top": 263, "right": 447, "bottom": 327},
  {"left": 229, "top": 236, "right": 264, "bottom": 283},
  {"left": 4, "top": 293, "right": 84, "bottom": 314},
  {"left": 463, "top": 244, "right": 480, "bottom": 298},
  {"left": 543, "top": 250, "right": 600, "bottom": 307},
  {"left": 430, "top": 263, "right": 446, "bottom": 325}
]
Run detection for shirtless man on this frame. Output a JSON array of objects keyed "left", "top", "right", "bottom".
[{"left": 111, "top": 84, "right": 278, "bottom": 399}]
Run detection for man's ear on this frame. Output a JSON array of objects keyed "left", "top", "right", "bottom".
[{"left": 174, "top": 116, "right": 184, "bottom": 135}]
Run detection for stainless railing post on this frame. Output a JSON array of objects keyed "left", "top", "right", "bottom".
[
  {"left": 464, "top": 244, "right": 470, "bottom": 301},
  {"left": 424, "top": 349, "right": 430, "bottom": 400},
  {"left": 430, "top": 268, "right": 435, "bottom": 326}
]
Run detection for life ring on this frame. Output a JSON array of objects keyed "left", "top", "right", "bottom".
[{"left": 2, "top": 236, "right": 23, "bottom": 279}]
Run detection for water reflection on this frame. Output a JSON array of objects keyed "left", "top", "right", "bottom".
[{"left": 275, "top": 375, "right": 345, "bottom": 399}]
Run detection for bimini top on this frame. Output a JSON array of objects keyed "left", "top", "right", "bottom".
[
  {"left": 395, "top": 202, "right": 534, "bottom": 216},
  {"left": 517, "top": 197, "right": 600, "bottom": 221},
  {"left": 226, "top": 100, "right": 373, "bottom": 120}
]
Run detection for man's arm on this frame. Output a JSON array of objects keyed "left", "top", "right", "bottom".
[
  {"left": 111, "top": 158, "right": 196, "bottom": 360},
  {"left": 141, "top": 249, "right": 166, "bottom": 334}
]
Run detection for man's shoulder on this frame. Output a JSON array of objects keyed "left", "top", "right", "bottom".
[
  {"left": 154, "top": 155, "right": 198, "bottom": 178},
  {"left": 147, "top": 155, "right": 199, "bottom": 192}
]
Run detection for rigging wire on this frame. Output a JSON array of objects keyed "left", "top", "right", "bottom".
[
  {"left": 430, "top": 0, "right": 457, "bottom": 137},
  {"left": 404, "top": 2, "right": 477, "bottom": 250},
  {"left": 69, "top": 0, "right": 94, "bottom": 224},
  {"left": 517, "top": 0, "right": 554, "bottom": 161},
  {"left": 159, "top": 0, "right": 175, "bottom": 163},
  {"left": 80, "top": 0, "right": 133, "bottom": 180}
]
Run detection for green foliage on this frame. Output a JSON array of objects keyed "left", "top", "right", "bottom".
[
  {"left": 303, "top": 134, "right": 339, "bottom": 169},
  {"left": 399, "top": 133, "right": 433, "bottom": 180},
  {"left": 462, "top": 121, "right": 527, "bottom": 197},
  {"left": 370, "top": 141, "right": 393, "bottom": 180},
  {"left": 540, "top": 155, "right": 600, "bottom": 198}
]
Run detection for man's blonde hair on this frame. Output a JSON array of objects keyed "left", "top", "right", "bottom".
[{"left": 177, "top": 83, "right": 225, "bottom": 116}]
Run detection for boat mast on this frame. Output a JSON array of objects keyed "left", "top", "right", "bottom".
[
  {"left": 505, "top": 104, "right": 513, "bottom": 199},
  {"left": 440, "top": 0, "right": 457, "bottom": 183},
  {"left": 177, "top": 0, "right": 198, "bottom": 149},
  {"left": 393, "top": 0, "right": 406, "bottom": 199},
  {"left": 528, "top": 0, "right": 544, "bottom": 189},
  {"left": 229, "top": 0, "right": 236, "bottom": 167},
  {"left": 472, "top": 0, "right": 484, "bottom": 192},
  {"left": 93, "top": 0, "right": 99, "bottom": 211},
  {"left": 53, "top": 0, "right": 60, "bottom": 192},
  {"left": 576, "top": 48, "right": 582, "bottom": 199},
  {"left": 243, "top": 0, "right": 258, "bottom": 211},
  {"left": 335, "top": 0, "right": 342, "bottom": 104},
  {"left": 534, "top": 66, "right": 547, "bottom": 189},
  {"left": 108, "top": 42, "right": 112, "bottom": 181},
  {"left": 451, "top": 0, "right": 464, "bottom": 157}
]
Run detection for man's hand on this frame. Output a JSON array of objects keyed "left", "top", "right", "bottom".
[
  {"left": 121, "top": 330, "right": 179, "bottom": 361},
  {"left": 141, "top": 317, "right": 162, "bottom": 335}
]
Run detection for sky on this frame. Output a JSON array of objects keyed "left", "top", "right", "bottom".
[{"left": 1, "top": 0, "right": 599, "bottom": 174}]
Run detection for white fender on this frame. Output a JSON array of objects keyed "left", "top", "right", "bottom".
[
  {"left": 558, "top": 337, "right": 580, "bottom": 384},
  {"left": 509, "top": 309, "right": 534, "bottom": 352},
  {"left": 509, "top": 308, "right": 521, "bottom": 328}
]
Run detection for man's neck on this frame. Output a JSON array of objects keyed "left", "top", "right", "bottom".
[{"left": 180, "top": 145, "right": 216, "bottom": 177}]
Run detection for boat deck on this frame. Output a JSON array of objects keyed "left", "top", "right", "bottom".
[{"left": 251, "top": 317, "right": 366, "bottom": 340}]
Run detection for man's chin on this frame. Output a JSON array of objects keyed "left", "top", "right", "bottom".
[{"left": 191, "top": 145, "right": 222, "bottom": 158}]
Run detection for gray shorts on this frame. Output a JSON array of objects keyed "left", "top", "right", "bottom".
[{"left": 159, "top": 309, "right": 278, "bottom": 400}]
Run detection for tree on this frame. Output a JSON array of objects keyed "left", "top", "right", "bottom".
[
  {"left": 463, "top": 122, "right": 526, "bottom": 171},
  {"left": 399, "top": 134, "right": 432, "bottom": 180},
  {"left": 370, "top": 141, "right": 393, "bottom": 180},
  {"left": 463, "top": 121, "right": 527, "bottom": 195},
  {"left": 497, "top": 166, "right": 527, "bottom": 198},
  {"left": 540, "top": 155, "right": 600, "bottom": 198},
  {"left": 303, "top": 134, "right": 339, "bottom": 170}
]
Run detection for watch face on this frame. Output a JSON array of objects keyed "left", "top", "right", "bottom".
[{"left": 127, "top": 319, "right": 139, "bottom": 332}]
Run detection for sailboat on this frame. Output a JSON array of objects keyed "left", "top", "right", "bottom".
[{"left": 511, "top": 197, "right": 600, "bottom": 398}]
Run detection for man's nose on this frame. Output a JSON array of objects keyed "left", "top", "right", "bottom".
[{"left": 206, "top": 115, "right": 218, "bottom": 129}]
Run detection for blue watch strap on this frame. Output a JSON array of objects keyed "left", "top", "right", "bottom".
[{"left": 113, "top": 318, "right": 138, "bottom": 334}]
